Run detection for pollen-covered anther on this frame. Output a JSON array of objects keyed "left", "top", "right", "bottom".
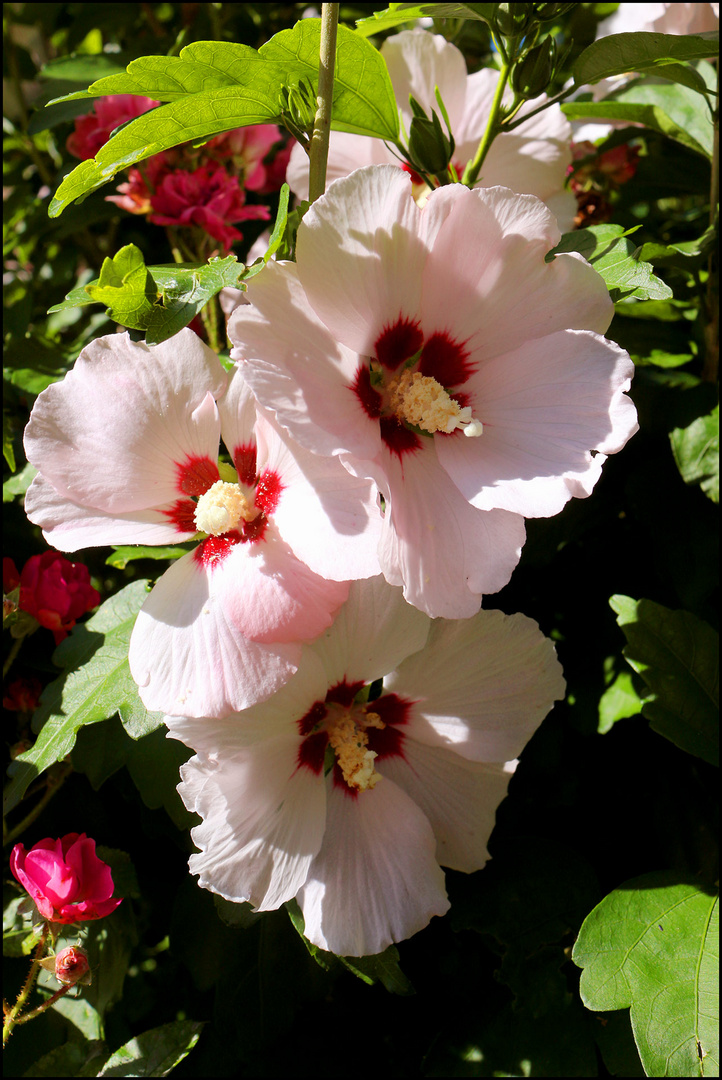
[
  {"left": 327, "top": 713, "right": 383, "bottom": 792},
  {"left": 193, "top": 480, "right": 259, "bottom": 536},
  {"left": 388, "top": 369, "right": 483, "bottom": 437}
]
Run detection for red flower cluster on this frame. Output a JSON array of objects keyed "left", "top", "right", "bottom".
[
  {"left": 10, "top": 833, "right": 122, "bottom": 925},
  {"left": 68, "top": 96, "right": 290, "bottom": 252},
  {"left": 6, "top": 551, "right": 100, "bottom": 644}
]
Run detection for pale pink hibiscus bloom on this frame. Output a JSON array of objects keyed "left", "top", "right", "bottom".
[
  {"left": 24, "top": 329, "right": 382, "bottom": 717},
  {"left": 167, "top": 576, "right": 566, "bottom": 957},
  {"left": 287, "top": 28, "right": 576, "bottom": 229},
  {"left": 229, "top": 166, "right": 638, "bottom": 619}
]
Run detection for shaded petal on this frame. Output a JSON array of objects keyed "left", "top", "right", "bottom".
[
  {"left": 25, "top": 474, "right": 196, "bottom": 551},
  {"left": 287, "top": 130, "right": 394, "bottom": 202},
  {"left": 385, "top": 609, "right": 566, "bottom": 762},
  {"left": 297, "top": 778, "right": 449, "bottom": 956},
  {"left": 230, "top": 261, "right": 380, "bottom": 460},
  {"left": 382, "top": 29, "right": 468, "bottom": 135},
  {"left": 128, "top": 549, "right": 301, "bottom": 717},
  {"left": 255, "top": 413, "right": 382, "bottom": 580},
  {"left": 437, "top": 330, "right": 638, "bottom": 516},
  {"left": 217, "top": 364, "right": 259, "bottom": 462},
  {"left": 373, "top": 443, "right": 525, "bottom": 617},
  {"left": 24, "top": 330, "right": 226, "bottom": 514},
  {"left": 309, "top": 576, "right": 430, "bottom": 688},
  {"left": 381, "top": 743, "right": 516, "bottom": 872},
  {"left": 180, "top": 737, "right": 326, "bottom": 910}
]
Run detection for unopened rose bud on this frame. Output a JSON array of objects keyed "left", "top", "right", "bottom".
[{"left": 54, "top": 946, "right": 92, "bottom": 986}]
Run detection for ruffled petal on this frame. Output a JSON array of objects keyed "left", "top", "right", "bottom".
[
  {"left": 309, "top": 576, "right": 430, "bottom": 688},
  {"left": 255, "top": 413, "right": 382, "bottom": 581},
  {"left": 128, "top": 549, "right": 301, "bottom": 717},
  {"left": 24, "top": 330, "right": 226, "bottom": 514},
  {"left": 374, "top": 443, "right": 526, "bottom": 617},
  {"left": 385, "top": 609, "right": 566, "bottom": 762},
  {"left": 297, "top": 778, "right": 449, "bottom": 956},
  {"left": 381, "top": 743, "right": 516, "bottom": 872},
  {"left": 437, "top": 329, "right": 638, "bottom": 516},
  {"left": 179, "top": 738, "right": 326, "bottom": 910},
  {"left": 230, "top": 261, "right": 380, "bottom": 460},
  {"left": 25, "top": 474, "right": 197, "bottom": 551}
]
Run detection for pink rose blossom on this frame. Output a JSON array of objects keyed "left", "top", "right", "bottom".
[
  {"left": 18, "top": 551, "right": 100, "bottom": 644},
  {"left": 24, "top": 329, "right": 382, "bottom": 717},
  {"left": 167, "top": 576, "right": 566, "bottom": 957},
  {"left": 149, "top": 163, "right": 270, "bottom": 252},
  {"left": 10, "top": 833, "right": 122, "bottom": 925},
  {"left": 67, "top": 95, "right": 159, "bottom": 160},
  {"left": 106, "top": 151, "right": 174, "bottom": 215},
  {"left": 53, "top": 946, "right": 92, "bottom": 986},
  {"left": 229, "top": 166, "right": 638, "bottom": 618},
  {"left": 286, "top": 29, "right": 576, "bottom": 229},
  {"left": 206, "top": 125, "right": 290, "bottom": 193}
]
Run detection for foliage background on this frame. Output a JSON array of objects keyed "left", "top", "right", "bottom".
[{"left": 3, "top": 3, "right": 718, "bottom": 1076}]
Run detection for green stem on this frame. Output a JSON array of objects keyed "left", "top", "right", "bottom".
[
  {"left": 13, "top": 983, "right": 76, "bottom": 1026},
  {"left": 503, "top": 84, "right": 576, "bottom": 132},
  {"left": 702, "top": 62, "right": 719, "bottom": 383},
  {"left": 461, "top": 61, "right": 511, "bottom": 187},
  {"left": 3, "top": 925, "right": 48, "bottom": 1047},
  {"left": 4, "top": 765, "right": 72, "bottom": 849},
  {"left": 307, "top": 3, "right": 339, "bottom": 204}
]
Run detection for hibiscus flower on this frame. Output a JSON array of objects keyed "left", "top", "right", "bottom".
[
  {"left": 229, "top": 166, "right": 638, "bottom": 619},
  {"left": 286, "top": 28, "right": 576, "bottom": 229},
  {"left": 24, "top": 329, "right": 382, "bottom": 717},
  {"left": 167, "top": 576, "right": 566, "bottom": 957}
]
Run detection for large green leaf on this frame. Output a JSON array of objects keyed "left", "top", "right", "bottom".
[
  {"left": 670, "top": 402, "right": 719, "bottom": 504},
  {"left": 48, "top": 22, "right": 398, "bottom": 217},
  {"left": 356, "top": 2, "right": 497, "bottom": 36},
  {"left": 3, "top": 580, "right": 163, "bottom": 817},
  {"left": 547, "top": 224, "right": 672, "bottom": 302},
  {"left": 96, "top": 1020, "right": 204, "bottom": 1077},
  {"left": 610, "top": 595, "right": 719, "bottom": 766},
  {"left": 563, "top": 78, "right": 714, "bottom": 159},
  {"left": 573, "top": 873, "right": 719, "bottom": 1077},
  {"left": 572, "top": 30, "right": 719, "bottom": 86}
]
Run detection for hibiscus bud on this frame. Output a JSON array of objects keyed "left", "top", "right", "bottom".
[
  {"left": 54, "top": 946, "right": 92, "bottom": 986},
  {"left": 10, "top": 833, "right": 122, "bottom": 925},
  {"left": 18, "top": 551, "right": 100, "bottom": 645},
  {"left": 511, "top": 37, "right": 557, "bottom": 99},
  {"left": 493, "top": 3, "right": 534, "bottom": 37},
  {"left": 279, "top": 77, "right": 317, "bottom": 138},
  {"left": 531, "top": 2, "right": 576, "bottom": 22},
  {"left": 407, "top": 96, "right": 455, "bottom": 176}
]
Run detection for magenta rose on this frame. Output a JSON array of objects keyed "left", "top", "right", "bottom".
[
  {"left": 10, "top": 833, "right": 122, "bottom": 925},
  {"left": 67, "top": 95, "right": 159, "bottom": 160},
  {"left": 149, "top": 162, "right": 270, "bottom": 251},
  {"left": 19, "top": 551, "right": 100, "bottom": 644}
]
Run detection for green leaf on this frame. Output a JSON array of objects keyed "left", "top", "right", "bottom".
[
  {"left": 610, "top": 595, "right": 719, "bottom": 766},
  {"left": 50, "top": 246, "right": 247, "bottom": 344},
  {"left": 285, "top": 899, "right": 413, "bottom": 993},
  {"left": 2, "top": 461, "right": 36, "bottom": 503},
  {"left": 105, "top": 545, "right": 190, "bottom": 569},
  {"left": 632, "top": 348, "right": 694, "bottom": 368},
  {"left": 21, "top": 1040, "right": 110, "bottom": 1078},
  {"left": 547, "top": 224, "right": 672, "bottom": 302},
  {"left": 598, "top": 668, "right": 646, "bottom": 733},
  {"left": 48, "top": 23, "right": 398, "bottom": 217},
  {"left": 3, "top": 414, "right": 16, "bottom": 472},
  {"left": 572, "top": 873, "right": 719, "bottom": 1077},
  {"left": 3, "top": 894, "right": 43, "bottom": 957},
  {"left": 3, "top": 580, "right": 163, "bottom": 817},
  {"left": 85, "top": 244, "right": 159, "bottom": 329},
  {"left": 260, "top": 22, "right": 399, "bottom": 140},
  {"left": 572, "top": 30, "right": 719, "bottom": 86},
  {"left": 356, "top": 2, "right": 497, "bottom": 36},
  {"left": 670, "top": 402, "right": 719, "bottom": 503},
  {"left": 96, "top": 1020, "right": 204, "bottom": 1077},
  {"left": 637, "top": 222, "right": 717, "bottom": 270},
  {"left": 563, "top": 78, "right": 715, "bottom": 159}
]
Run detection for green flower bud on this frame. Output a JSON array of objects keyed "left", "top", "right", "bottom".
[
  {"left": 532, "top": 2, "right": 576, "bottom": 22},
  {"left": 493, "top": 2, "right": 534, "bottom": 37},
  {"left": 511, "top": 36, "right": 556, "bottom": 99},
  {"left": 407, "top": 96, "right": 455, "bottom": 176}
]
